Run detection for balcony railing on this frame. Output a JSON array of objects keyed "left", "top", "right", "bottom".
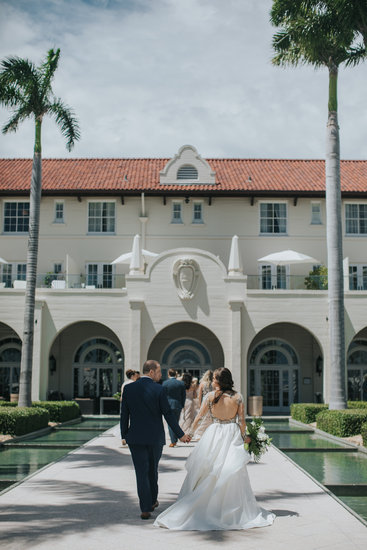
[
  {"left": 3, "top": 273, "right": 367, "bottom": 291},
  {"left": 2, "top": 273, "right": 126, "bottom": 290},
  {"left": 246, "top": 274, "right": 329, "bottom": 291}
]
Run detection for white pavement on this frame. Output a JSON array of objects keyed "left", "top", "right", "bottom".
[{"left": 0, "top": 425, "right": 366, "bottom": 550}]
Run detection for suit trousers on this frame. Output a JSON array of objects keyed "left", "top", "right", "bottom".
[
  {"left": 168, "top": 408, "right": 182, "bottom": 444},
  {"left": 129, "top": 443, "right": 163, "bottom": 513}
]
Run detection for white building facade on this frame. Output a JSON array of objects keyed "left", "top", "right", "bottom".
[{"left": 0, "top": 145, "right": 367, "bottom": 413}]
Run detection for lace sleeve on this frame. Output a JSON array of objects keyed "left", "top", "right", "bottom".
[
  {"left": 236, "top": 393, "right": 246, "bottom": 439},
  {"left": 189, "top": 393, "right": 211, "bottom": 435}
]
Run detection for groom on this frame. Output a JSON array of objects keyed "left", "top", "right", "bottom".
[{"left": 120, "top": 359, "right": 191, "bottom": 519}]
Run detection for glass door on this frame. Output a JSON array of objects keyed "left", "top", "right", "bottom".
[{"left": 250, "top": 366, "right": 299, "bottom": 413}]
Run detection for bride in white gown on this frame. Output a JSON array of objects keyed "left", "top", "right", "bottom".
[{"left": 154, "top": 367, "right": 275, "bottom": 531}]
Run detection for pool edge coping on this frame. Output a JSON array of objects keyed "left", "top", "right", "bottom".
[
  {"left": 271, "top": 443, "right": 367, "bottom": 528},
  {"left": 0, "top": 420, "right": 119, "bottom": 497}
]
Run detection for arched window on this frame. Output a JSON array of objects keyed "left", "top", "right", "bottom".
[
  {"left": 161, "top": 338, "right": 211, "bottom": 379},
  {"left": 73, "top": 338, "right": 124, "bottom": 398},
  {"left": 177, "top": 164, "right": 198, "bottom": 180},
  {"left": 0, "top": 337, "right": 22, "bottom": 399},
  {"left": 347, "top": 339, "right": 367, "bottom": 401}
]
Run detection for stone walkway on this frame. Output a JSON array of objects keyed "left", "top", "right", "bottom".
[{"left": 0, "top": 425, "right": 366, "bottom": 550}]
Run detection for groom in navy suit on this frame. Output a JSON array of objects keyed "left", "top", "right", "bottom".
[{"left": 120, "top": 359, "right": 191, "bottom": 519}]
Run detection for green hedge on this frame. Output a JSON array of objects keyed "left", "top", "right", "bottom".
[
  {"left": 0, "top": 401, "right": 17, "bottom": 407},
  {"left": 290, "top": 403, "right": 328, "bottom": 423},
  {"left": 32, "top": 401, "right": 81, "bottom": 422},
  {"left": 361, "top": 422, "right": 367, "bottom": 447},
  {"left": 316, "top": 409, "right": 367, "bottom": 437},
  {"left": 347, "top": 401, "right": 367, "bottom": 409},
  {"left": 0, "top": 406, "right": 49, "bottom": 436}
]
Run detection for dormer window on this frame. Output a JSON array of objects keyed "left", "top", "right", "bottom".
[
  {"left": 177, "top": 164, "right": 198, "bottom": 180},
  {"left": 160, "top": 145, "right": 216, "bottom": 185}
]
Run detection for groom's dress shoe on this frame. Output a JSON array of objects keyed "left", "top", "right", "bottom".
[
  {"left": 169, "top": 443, "right": 176, "bottom": 447},
  {"left": 151, "top": 501, "right": 159, "bottom": 511},
  {"left": 140, "top": 512, "right": 151, "bottom": 520}
]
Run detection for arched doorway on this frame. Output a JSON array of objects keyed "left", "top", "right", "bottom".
[
  {"left": 0, "top": 323, "right": 22, "bottom": 400},
  {"left": 347, "top": 339, "right": 367, "bottom": 401},
  {"left": 0, "top": 337, "right": 22, "bottom": 400},
  {"left": 248, "top": 339, "right": 299, "bottom": 413},
  {"left": 73, "top": 338, "right": 124, "bottom": 398},
  {"left": 48, "top": 321, "right": 124, "bottom": 401},
  {"left": 147, "top": 322, "right": 224, "bottom": 379},
  {"left": 247, "top": 323, "right": 323, "bottom": 413}
]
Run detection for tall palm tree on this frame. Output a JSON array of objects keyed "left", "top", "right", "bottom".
[
  {"left": 0, "top": 49, "right": 80, "bottom": 407},
  {"left": 270, "top": 0, "right": 367, "bottom": 409}
]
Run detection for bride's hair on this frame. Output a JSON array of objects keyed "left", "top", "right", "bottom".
[{"left": 213, "top": 368, "right": 235, "bottom": 404}]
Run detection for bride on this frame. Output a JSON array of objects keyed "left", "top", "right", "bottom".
[{"left": 154, "top": 367, "right": 275, "bottom": 531}]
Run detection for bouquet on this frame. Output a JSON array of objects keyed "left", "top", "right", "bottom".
[{"left": 244, "top": 417, "right": 271, "bottom": 462}]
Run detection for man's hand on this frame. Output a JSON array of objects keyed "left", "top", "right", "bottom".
[
  {"left": 179, "top": 434, "right": 191, "bottom": 443},
  {"left": 244, "top": 435, "right": 251, "bottom": 444}
]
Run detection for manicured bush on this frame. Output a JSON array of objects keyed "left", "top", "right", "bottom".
[
  {"left": 0, "top": 401, "right": 17, "bottom": 407},
  {"left": 316, "top": 409, "right": 367, "bottom": 437},
  {"left": 0, "top": 406, "right": 49, "bottom": 436},
  {"left": 347, "top": 401, "right": 367, "bottom": 409},
  {"left": 290, "top": 403, "right": 328, "bottom": 423},
  {"left": 32, "top": 401, "right": 81, "bottom": 422},
  {"left": 361, "top": 422, "right": 367, "bottom": 447}
]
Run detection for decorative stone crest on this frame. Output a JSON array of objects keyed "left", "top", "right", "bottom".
[{"left": 173, "top": 258, "right": 200, "bottom": 300}]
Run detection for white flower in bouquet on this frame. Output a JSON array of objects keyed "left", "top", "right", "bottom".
[{"left": 244, "top": 417, "right": 272, "bottom": 462}]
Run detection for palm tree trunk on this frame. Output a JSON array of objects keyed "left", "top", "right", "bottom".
[
  {"left": 18, "top": 119, "right": 42, "bottom": 408},
  {"left": 326, "top": 66, "right": 347, "bottom": 410}
]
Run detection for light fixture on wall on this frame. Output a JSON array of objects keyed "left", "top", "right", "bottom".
[
  {"left": 315, "top": 356, "right": 323, "bottom": 377},
  {"left": 49, "top": 355, "right": 57, "bottom": 374}
]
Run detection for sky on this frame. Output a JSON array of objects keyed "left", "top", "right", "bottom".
[{"left": 0, "top": 0, "right": 367, "bottom": 160}]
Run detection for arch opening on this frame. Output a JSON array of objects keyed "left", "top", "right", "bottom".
[
  {"left": 48, "top": 321, "right": 124, "bottom": 409},
  {"left": 247, "top": 323, "right": 323, "bottom": 413},
  {"left": 147, "top": 322, "right": 224, "bottom": 380}
]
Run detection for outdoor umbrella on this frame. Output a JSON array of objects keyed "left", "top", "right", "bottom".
[
  {"left": 111, "top": 235, "right": 158, "bottom": 265},
  {"left": 258, "top": 250, "right": 319, "bottom": 265}
]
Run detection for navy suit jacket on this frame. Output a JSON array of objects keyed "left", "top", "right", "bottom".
[
  {"left": 120, "top": 377, "right": 185, "bottom": 446},
  {"left": 162, "top": 377, "right": 186, "bottom": 410}
]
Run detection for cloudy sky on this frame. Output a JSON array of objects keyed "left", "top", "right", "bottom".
[{"left": 0, "top": 0, "right": 367, "bottom": 160}]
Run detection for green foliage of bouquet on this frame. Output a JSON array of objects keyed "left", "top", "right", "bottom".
[{"left": 244, "top": 417, "right": 272, "bottom": 462}]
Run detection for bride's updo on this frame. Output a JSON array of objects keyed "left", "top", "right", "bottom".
[{"left": 213, "top": 367, "right": 235, "bottom": 403}]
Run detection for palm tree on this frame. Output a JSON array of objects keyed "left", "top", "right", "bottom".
[
  {"left": 0, "top": 49, "right": 80, "bottom": 407},
  {"left": 270, "top": 1, "right": 367, "bottom": 409}
]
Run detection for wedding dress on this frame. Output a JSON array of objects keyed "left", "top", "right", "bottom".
[{"left": 154, "top": 391, "right": 275, "bottom": 531}]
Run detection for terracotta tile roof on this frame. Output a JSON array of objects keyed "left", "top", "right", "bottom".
[{"left": 0, "top": 157, "right": 367, "bottom": 195}]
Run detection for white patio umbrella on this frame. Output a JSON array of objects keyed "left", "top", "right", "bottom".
[
  {"left": 258, "top": 250, "right": 319, "bottom": 265},
  {"left": 111, "top": 235, "right": 158, "bottom": 271},
  {"left": 0, "top": 257, "right": 8, "bottom": 264},
  {"left": 111, "top": 235, "right": 158, "bottom": 265}
]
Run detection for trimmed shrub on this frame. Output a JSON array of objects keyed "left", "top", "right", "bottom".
[
  {"left": 32, "top": 401, "right": 81, "bottom": 422},
  {"left": 361, "top": 422, "right": 367, "bottom": 447},
  {"left": 0, "top": 401, "right": 17, "bottom": 408},
  {"left": 347, "top": 401, "right": 367, "bottom": 410},
  {"left": 0, "top": 406, "right": 49, "bottom": 436},
  {"left": 316, "top": 409, "right": 367, "bottom": 437},
  {"left": 291, "top": 403, "right": 328, "bottom": 424}
]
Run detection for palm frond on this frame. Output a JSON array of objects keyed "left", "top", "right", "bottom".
[
  {"left": 39, "top": 49, "right": 61, "bottom": 103},
  {"left": 0, "top": 83, "right": 24, "bottom": 108},
  {"left": 0, "top": 56, "right": 38, "bottom": 91},
  {"left": 2, "top": 105, "right": 31, "bottom": 134},
  {"left": 48, "top": 98, "right": 80, "bottom": 151}
]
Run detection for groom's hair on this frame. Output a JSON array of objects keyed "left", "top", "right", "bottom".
[{"left": 142, "top": 359, "right": 160, "bottom": 374}]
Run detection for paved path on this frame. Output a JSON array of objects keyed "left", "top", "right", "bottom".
[{"left": 0, "top": 425, "right": 366, "bottom": 550}]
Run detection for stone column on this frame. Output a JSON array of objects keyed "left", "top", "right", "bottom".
[
  {"left": 129, "top": 300, "right": 144, "bottom": 372},
  {"left": 228, "top": 300, "right": 244, "bottom": 397}
]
